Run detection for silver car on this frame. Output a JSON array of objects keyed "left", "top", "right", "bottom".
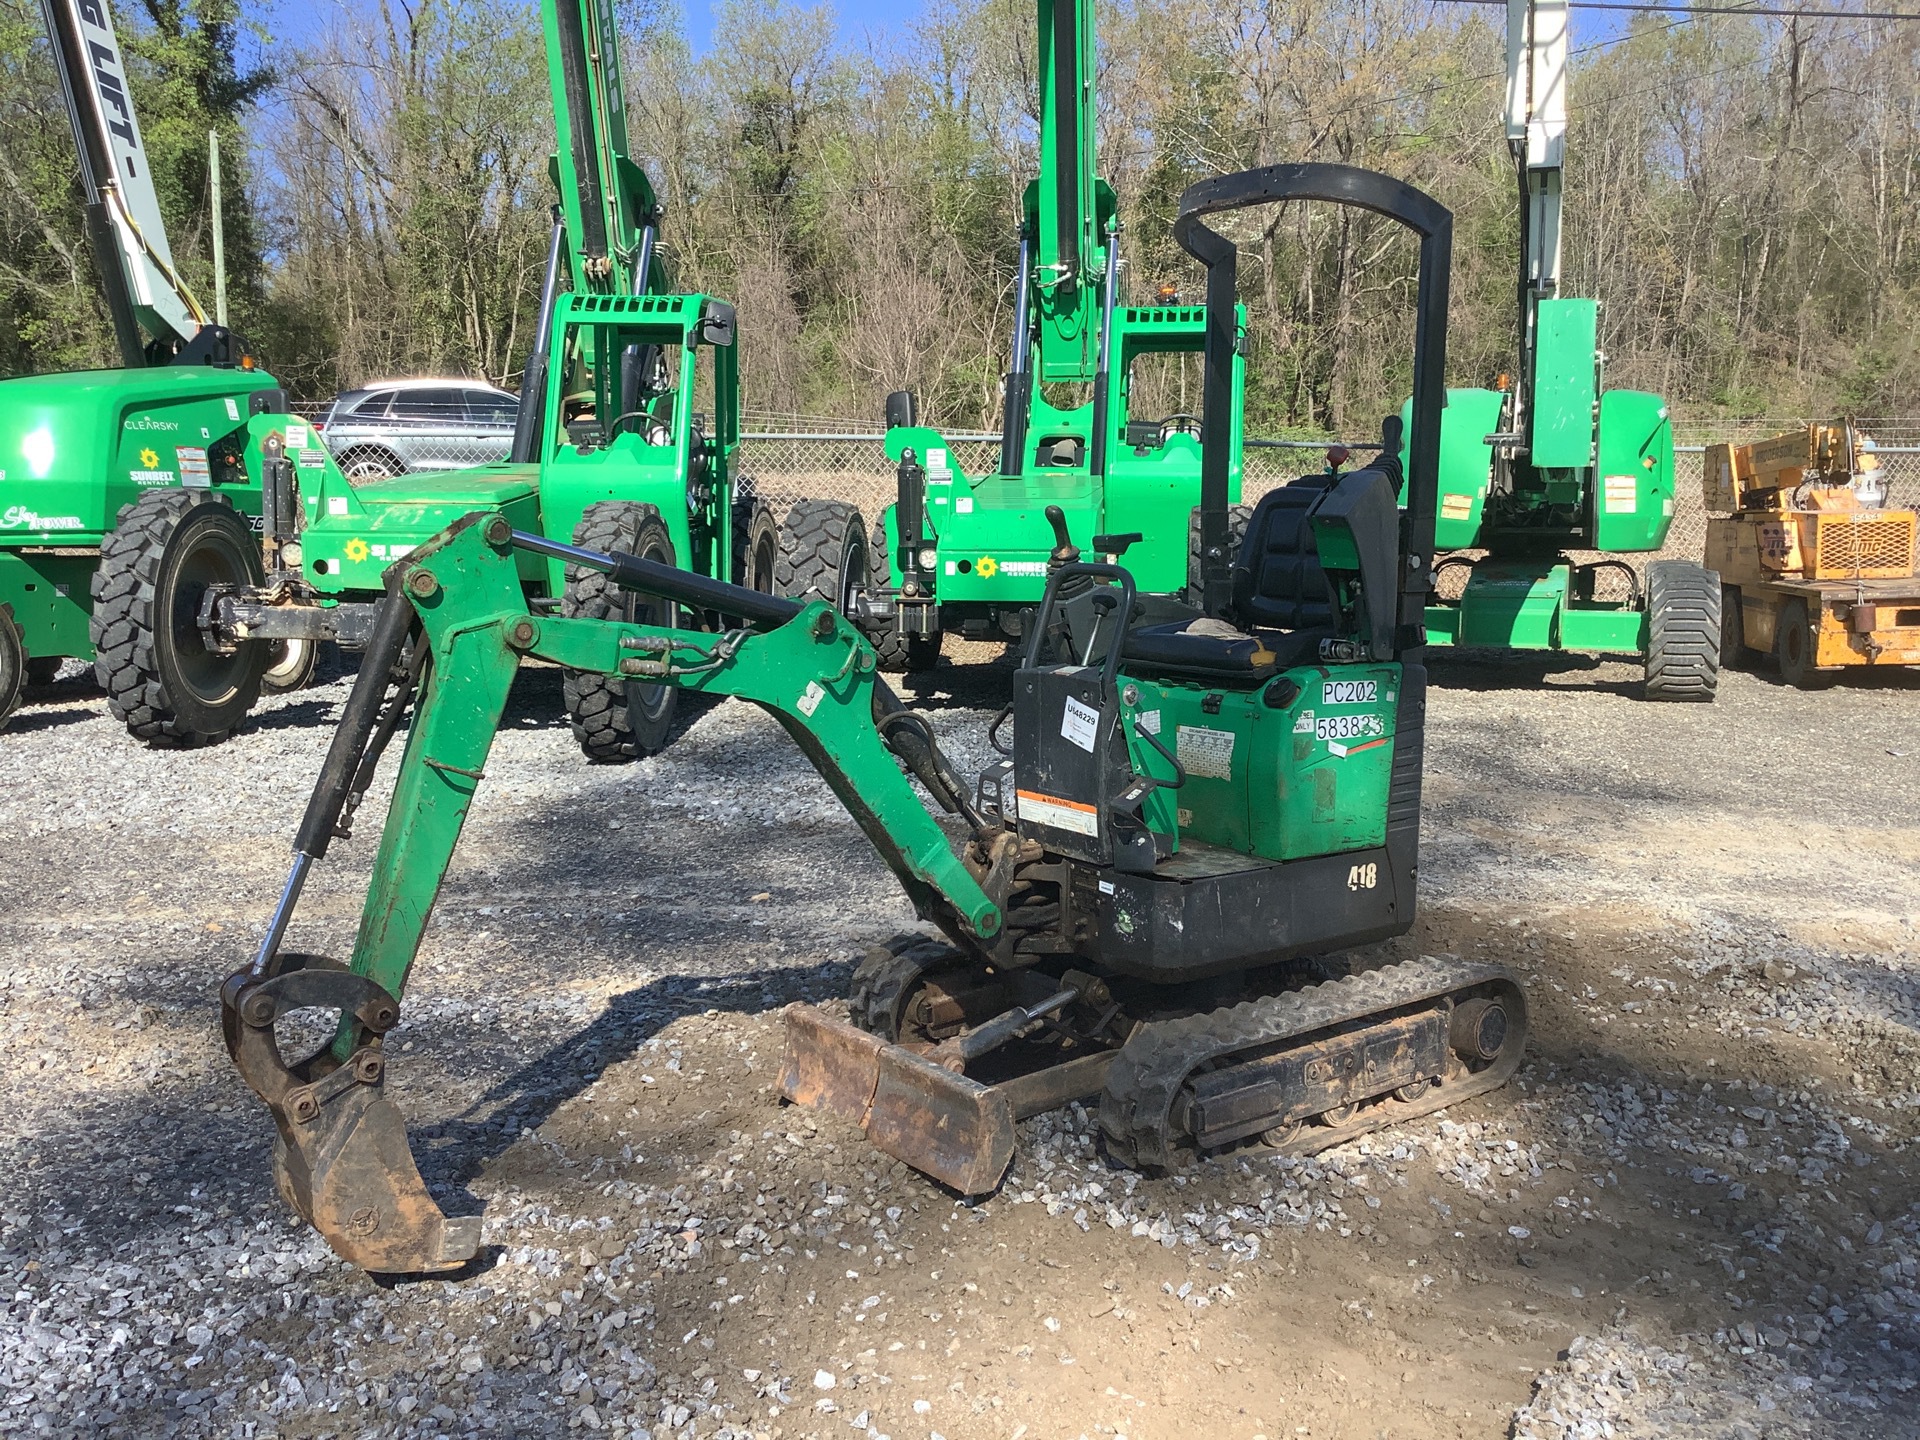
[{"left": 316, "top": 377, "right": 520, "bottom": 479}]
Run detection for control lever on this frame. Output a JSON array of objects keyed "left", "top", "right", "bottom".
[
  {"left": 1043, "top": 504, "right": 1079, "bottom": 567},
  {"left": 1092, "top": 532, "right": 1143, "bottom": 557}
]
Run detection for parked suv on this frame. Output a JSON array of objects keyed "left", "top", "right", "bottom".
[{"left": 316, "top": 378, "right": 520, "bottom": 479}]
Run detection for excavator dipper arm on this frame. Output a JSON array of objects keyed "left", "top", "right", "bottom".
[{"left": 223, "top": 513, "right": 1006, "bottom": 1273}]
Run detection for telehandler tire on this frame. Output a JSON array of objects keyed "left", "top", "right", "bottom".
[
  {"left": 864, "top": 524, "right": 941, "bottom": 673},
  {"left": 1186, "top": 503, "right": 1253, "bottom": 603},
  {"left": 775, "top": 499, "right": 868, "bottom": 618},
  {"left": 91, "top": 489, "right": 268, "bottom": 746},
  {"left": 1641, "top": 559, "right": 1720, "bottom": 701},
  {"left": 0, "top": 605, "right": 23, "bottom": 731},
  {"left": 562, "top": 501, "right": 681, "bottom": 762},
  {"left": 735, "top": 495, "right": 780, "bottom": 594},
  {"left": 261, "top": 638, "right": 320, "bottom": 693}
]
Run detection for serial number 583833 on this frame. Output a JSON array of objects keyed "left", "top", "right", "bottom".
[{"left": 1315, "top": 713, "right": 1384, "bottom": 741}]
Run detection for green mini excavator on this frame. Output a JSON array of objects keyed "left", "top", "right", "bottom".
[
  {"left": 220, "top": 164, "right": 1526, "bottom": 1278},
  {"left": 1411, "top": 0, "right": 1720, "bottom": 699},
  {"left": 850, "top": 0, "right": 1247, "bottom": 669}
]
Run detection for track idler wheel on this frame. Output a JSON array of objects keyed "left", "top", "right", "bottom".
[{"left": 221, "top": 955, "right": 480, "bottom": 1275}]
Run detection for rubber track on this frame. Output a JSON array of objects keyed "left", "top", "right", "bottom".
[
  {"left": 849, "top": 935, "right": 971, "bottom": 1040},
  {"left": 562, "top": 501, "right": 668, "bottom": 762},
  {"left": 775, "top": 499, "right": 864, "bottom": 607},
  {"left": 1099, "top": 954, "right": 1528, "bottom": 1169},
  {"left": 90, "top": 489, "right": 243, "bottom": 746},
  {"left": 1643, "top": 559, "right": 1721, "bottom": 701}
]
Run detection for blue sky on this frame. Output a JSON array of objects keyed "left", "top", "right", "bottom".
[{"left": 681, "top": 0, "right": 907, "bottom": 53}]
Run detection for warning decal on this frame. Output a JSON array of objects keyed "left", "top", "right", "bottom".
[
  {"left": 1017, "top": 789, "right": 1099, "bottom": 837},
  {"left": 1176, "top": 724, "right": 1236, "bottom": 779}
]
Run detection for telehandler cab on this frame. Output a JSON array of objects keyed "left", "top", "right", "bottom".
[
  {"left": 221, "top": 164, "right": 1526, "bottom": 1278},
  {"left": 855, "top": 0, "right": 1249, "bottom": 669}
]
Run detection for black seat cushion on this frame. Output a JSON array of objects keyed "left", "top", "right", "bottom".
[
  {"left": 1232, "top": 476, "right": 1336, "bottom": 633},
  {"left": 1121, "top": 617, "right": 1325, "bottom": 686}
]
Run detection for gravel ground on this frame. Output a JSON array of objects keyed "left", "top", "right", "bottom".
[{"left": 0, "top": 648, "right": 1916, "bottom": 1440}]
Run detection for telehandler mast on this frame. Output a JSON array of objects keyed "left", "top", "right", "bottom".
[
  {"left": 852, "top": 0, "right": 1249, "bottom": 669},
  {"left": 1410, "top": 0, "right": 1720, "bottom": 700},
  {"left": 0, "top": 0, "right": 284, "bottom": 735},
  {"left": 221, "top": 163, "right": 1526, "bottom": 1279},
  {"left": 84, "top": 0, "right": 757, "bottom": 757}
]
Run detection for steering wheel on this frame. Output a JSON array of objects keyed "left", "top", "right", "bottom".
[
  {"left": 1158, "top": 413, "right": 1203, "bottom": 441},
  {"left": 608, "top": 411, "right": 672, "bottom": 446}
]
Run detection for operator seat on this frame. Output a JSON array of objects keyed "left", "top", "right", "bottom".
[{"left": 1117, "top": 474, "right": 1342, "bottom": 685}]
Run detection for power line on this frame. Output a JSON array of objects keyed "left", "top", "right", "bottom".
[{"left": 1433, "top": 1, "right": 1920, "bottom": 18}]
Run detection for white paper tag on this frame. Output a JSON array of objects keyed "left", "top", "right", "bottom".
[
  {"left": 1177, "top": 724, "right": 1236, "bottom": 779},
  {"left": 1060, "top": 695, "right": 1099, "bottom": 752},
  {"left": 796, "top": 680, "right": 825, "bottom": 717},
  {"left": 1293, "top": 708, "right": 1316, "bottom": 734},
  {"left": 1603, "top": 475, "right": 1638, "bottom": 514},
  {"left": 286, "top": 423, "right": 310, "bottom": 448},
  {"left": 224, "top": 397, "right": 240, "bottom": 421},
  {"left": 328, "top": 496, "right": 349, "bottom": 516},
  {"left": 956, "top": 498, "right": 974, "bottom": 514},
  {"left": 1136, "top": 708, "right": 1161, "bottom": 735},
  {"left": 1017, "top": 789, "right": 1098, "bottom": 837}
]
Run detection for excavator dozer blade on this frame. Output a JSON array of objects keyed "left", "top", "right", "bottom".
[
  {"left": 222, "top": 958, "right": 481, "bottom": 1276},
  {"left": 778, "top": 1004, "right": 1016, "bottom": 1196}
]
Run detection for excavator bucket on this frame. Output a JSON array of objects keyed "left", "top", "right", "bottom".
[
  {"left": 778, "top": 1005, "right": 1016, "bottom": 1196},
  {"left": 221, "top": 957, "right": 481, "bottom": 1275}
]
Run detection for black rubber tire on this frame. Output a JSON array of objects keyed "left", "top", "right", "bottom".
[
  {"left": 737, "top": 498, "right": 780, "bottom": 594},
  {"left": 1774, "top": 597, "right": 1833, "bottom": 690},
  {"left": 0, "top": 605, "right": 23, "bottom": 732},
  {"left": 1186, "top": 503, "right": 1254, "bottom": 604},
  {"left": 337, "top": 446, "right": 405, "bottom": 481},
  {"left": 25, "top": 655, "right": 62, "bottom": 686},
  {"left": 1642, "top": 559, "right": 1721, "bottom": 702},
  {"left": 261, "top": 637, "right": 320, "bottom": 694},
  {"left": 1719, "top": 585, "right": 1749, "bottom": 670},
  {"left": 864, "top": 523, "right": 943, "bottom": 673},
  {"left": 774, "top": 499, "right": 867, "bottom": 616},
  {"left": 561, "top": 501, "right": 679, "bottom": 762},
  {"left": 90, "top": 490, "right": 267, "bottom": 746}
]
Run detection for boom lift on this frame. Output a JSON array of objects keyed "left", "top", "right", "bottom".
[
  {"left": 94, "top": 0, "right": 751, "bottom": 757},
  {"left": 0, "top": 0, "right": 283, "bottom": 735},
  {"left": 850, "top": 0, "right": 1248, "bottom": 670},
  {"left": 221, "top": 164, "right": 1526, "bottom": 1278},
  {"left": 1410, "top": 0, "right": 1720, "bottom": 699}
]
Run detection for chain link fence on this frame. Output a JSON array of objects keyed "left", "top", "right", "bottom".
[
  {"left": 735, "top": 420, "right": 1920, "bottom": 572},
  {"left": 291, "top": 397, "right": 1919, "bottom": 572}
]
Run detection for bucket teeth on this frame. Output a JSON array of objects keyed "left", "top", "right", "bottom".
[
  {"left": 778, "top": 1004, "right": 1015, "bottom": 1196},
  {"left": 223, "top": 957, "right": 480, "bottom": 1276}
]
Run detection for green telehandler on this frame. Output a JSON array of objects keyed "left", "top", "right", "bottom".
[
  {"left": 1409, "top": 0, "right": 1720, "bottom": 699},
  {"left": 88, "top": 0, "right": 760, "bottom": 757},
  {"left": 0, "top": 0, "right": 285, "bottom": 737},
  {"left": 220, "top": 163, "right": 1527, "bottom": 1278},
  {"left": 849, "top": 0, "right": 1248, "bottom": 670}
]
